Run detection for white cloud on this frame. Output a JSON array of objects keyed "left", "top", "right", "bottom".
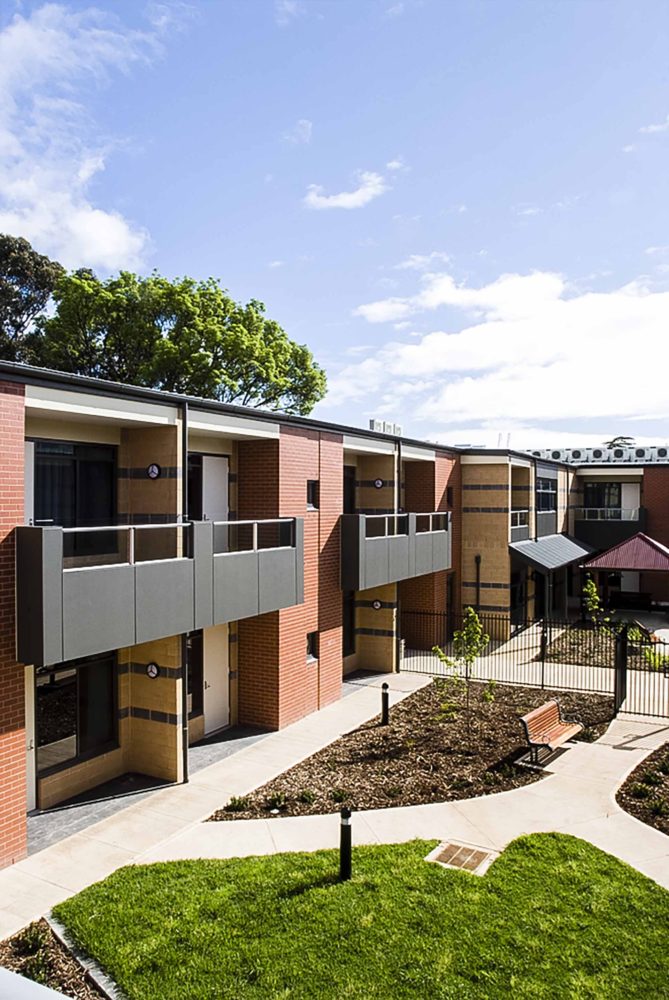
[
  {"left": 0, "top": 3, "right": 180, "bottom": 270},
  {"left": 645, "top": 246, "right": 669, "bottom": 255},
  {"left": 640, "top": 115, "right": 669, "bottom": 134},
  {"left": 283, "top": 118, "right": 312, "bottom": 144},
  {"left": 515, "top": 204, "right": 542, "bottom": 217},
  {"left": 304, "top": 170, "right": 389, "bottom": 210},
  {"left": 385, "top": 3, "right": 405, "bottom": 16},
  {"left": 328, "top": 268, "right": 669, "bottom": 434},
  {"left": 394, "top": 251, "right": 450, "bottom": 271},
  {"left": 622, "top": 144, "right": 636, "bottom": 153},
  {"left": 268, "top": 260, "right": 284, "bottom": 268},
  {"left": 386, "top": 156, "right": 407, "bottom": 171},
  {"left": 275, "top": 1, "right": 304, "bottom": 26}
]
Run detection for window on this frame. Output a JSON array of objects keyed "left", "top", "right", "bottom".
[
  {"left": 34, "top": 440, "right": 116, "bottom": 556},
  {"left": 306, "top": 480, "right": 320, "bottom": 510},
  {"left": 343, "top": 466, "right": 356, "bottom": 514},
  {"left": 187, "top": 630, "right": 204, "bottom": 717},
  {"left": 342, "top": 592, "right": 356, "bottom": 657},
  {"left": 36, "top": 653, "right": 117, "bottom": 775},
  {"left": 306, "top": 632, "right": 319, "bottom": 661},
  {"left": 536, "top": 478, "right": 557, "bottom": 512},
  {"left": 583, "top": 482, "right": 621, "bottom": 516}
]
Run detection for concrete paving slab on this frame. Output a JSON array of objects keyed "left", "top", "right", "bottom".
[
  {"left": 15, "top": 834, "right": 136, "bottom": 894},
  {"left": 138, "top": 819, "right": 278, "bottom": 862}
]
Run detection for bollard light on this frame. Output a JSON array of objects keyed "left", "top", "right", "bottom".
[
  {"left": 339, "top": 807, "right": 352, "bottom": 881},
  {"left": 381, "top": 682, "right": 390, "bottom": 726}
]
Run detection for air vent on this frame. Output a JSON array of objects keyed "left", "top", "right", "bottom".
[
  {"left": 425, "top": 840, "right": 498, "bottom": 876},
  {"left": 551, "top": 450, "right": 562, "bottom": 460},
  {"left": 592, "top": 448, "right": 603, "bottom": 459},
  {"left": 635, "top": 448, "right": 645, "bottom": 458},
  {"left": 614, "top": 448, "right": 624, "bottom": 458},
  {"left": 658, "top": 447, "right": 668, "bottom": 458},
  {"left": 571, "top": 449, "right": 583, "bottom": 460}
]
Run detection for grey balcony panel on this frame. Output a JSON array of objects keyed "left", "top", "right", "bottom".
[
  {"left": 62, "top": 564, "right": 136, "bottom": 660},
  {"left": 16, "top": 526, "right": 64, "bottom": 666},
  {"left": 294, "top": 519, "right": 305, "bottom": 605},
  {"left": 510, "top": 525, "right": 531, "bottom": 542},
  {"left": 192, "top": 520, "right": 214, "bottom": 629},
  {"left": 135, "top": 559, "right": 195, "bottom": 645},
  {"left": 213, "top": 551, "right": 260, "bottom": 622},
  {"left": 259, "top": 547, "right": 298, "bottom": 613},
  {"left": 433, "top": 530, "right": 452, "bottom": 572},
  {"left": 414, "top": 532, "right": 434, "bottom": 577},
  {"left": 363, "top": 538, "right": 391, "bottom": 590},
  {"left": 388, "top": 534, "right": 411, "bottom": 582}
]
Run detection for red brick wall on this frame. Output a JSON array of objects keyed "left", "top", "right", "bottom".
[
  {"left": 0, "top": 382, "right": 27, "bottom": 868},
  {"left": 237, "top": 428, "right": 343, "bottom": 729},
  {"left": 641, "top": 468, "right": 669, "bottom": 601}
]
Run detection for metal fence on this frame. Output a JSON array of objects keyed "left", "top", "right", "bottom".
[{"left": 399, "top": 611, "right": 669, "bottom": 719}]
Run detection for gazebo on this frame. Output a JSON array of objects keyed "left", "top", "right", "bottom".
[{"left": 581, "top": 532, "right": 669, "bottom": 612}]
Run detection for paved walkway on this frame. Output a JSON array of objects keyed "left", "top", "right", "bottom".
[{"left": 0, "top": 676, "right": 667, "bottom": 941}]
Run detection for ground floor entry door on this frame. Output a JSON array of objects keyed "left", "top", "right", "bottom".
[{"left": 203, "top": 624, "right": 230, "bottom": 735}]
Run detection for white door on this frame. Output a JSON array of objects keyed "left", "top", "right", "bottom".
[
  {"left": 203, "top": 624, "right": 230, "bottom": 735},
  {"left": 621, "top": 482, "right": 640, "bottom": 519},
  {"left": 25, "top": 666, "right": 36, "bottom": 811},
  {"left": 202, "top": 456, "right": 229, "bottom": 522}
]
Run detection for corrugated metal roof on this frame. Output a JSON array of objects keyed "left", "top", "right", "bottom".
[
  {"left": 510, "top": 533, "right": 594, "bottom": 572},
  {"left": 582, "top": 532, "right": 669, "bottom": 572}
]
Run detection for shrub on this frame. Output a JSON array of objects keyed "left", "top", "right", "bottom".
[
  {"left": 298, "top": 789, "right": 315, "bottom": 805},
  {"left": 266, "top": 792, "right": 287, "bottom": 810},
  {"left": 330, "top": 787, "right": 348, "bottom": 803},
  {"left": 225, "top": 795, "right": 250, "bottom": 812},
  {"left": 650, "top": 798, "right": 669, "bottom": 817},
  {"left": 629, "top": 783, "right": 650, "bottom": 799},
  {"left": 641, "top": 770, "right": 662, "bottom": 787}
]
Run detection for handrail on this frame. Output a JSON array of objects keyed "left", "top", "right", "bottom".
[
  {"left": 210, "top": 518, "right": 295, "bottom": 526},
  {"left": 61, "top": 522, "right": 186, "bottom": 533},
  {"left": 574, "top": 507, "right": 640, "bottom": 521}
]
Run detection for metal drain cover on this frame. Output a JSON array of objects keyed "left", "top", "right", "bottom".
[{"left": 425, "top": 840, "right": 498, "bottom": 875}]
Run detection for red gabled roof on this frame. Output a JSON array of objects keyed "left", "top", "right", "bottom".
[{"left": 582, "top": 532, "right": 669, "bottom": 572}]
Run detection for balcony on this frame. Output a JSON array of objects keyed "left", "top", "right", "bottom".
[
  {"left": 340, "top": 512, "right": 451, "bottom": 591},
  {"left": 16, "top": 518, "right": 304, "bottom": 666},
  {"left": 510, "top": 509, "right": 530, "bottom": 542},
  {"left": 573, "top": 507, "right": 646, "bottom": 549}
]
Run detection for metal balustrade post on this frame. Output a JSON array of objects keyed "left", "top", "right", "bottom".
[
  {"left": 128, "top": 526, "right": 135, "bottom": 565},
  {"left": 252, "top": 521, "right": 258, "bottom": 551}
]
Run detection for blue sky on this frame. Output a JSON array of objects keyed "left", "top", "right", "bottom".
[{"left": 2, "top": 0, "right": 669, "bottom": 447}]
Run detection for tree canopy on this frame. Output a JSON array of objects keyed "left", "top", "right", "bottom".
[
  {"left": 0, "top": 235, "right": 327, "bottom": 415},
  {"left": 0, "top": 234, "right": 64, "bottom": 361}
]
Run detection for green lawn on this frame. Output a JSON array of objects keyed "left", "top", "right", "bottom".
[{"left": 53, "top": 834, "right": 669, "bottom": 1000}]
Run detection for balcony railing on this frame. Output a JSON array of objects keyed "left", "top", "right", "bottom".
[
  {"left": 574, "top": 507, "right": 641, "bottom": 521},
  {"left": 341, "top": 511, "right": 451, "bottom": 591},
  {"left": 16, "top": 518, "right": 304, "bottom": 666},
  {"left": 510, "top": 509, "right": 529, "bottom": 527}
]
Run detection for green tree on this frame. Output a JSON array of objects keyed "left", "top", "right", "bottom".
[
  {"left": 35, "top": 270, "right": 326, "bottom": 414},
  {"left": 432, "top": 607, "right": 490, "bottom": 735},
  {"left": 0, "top": 234, "right": 64, "bottom": 361},
  {"left": 604, "top": 436, "right": 635, "bottom": 448}
]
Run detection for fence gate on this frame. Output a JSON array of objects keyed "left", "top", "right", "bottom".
[{"left": 623, "top": 627, "right": 669, "bottom": 719}]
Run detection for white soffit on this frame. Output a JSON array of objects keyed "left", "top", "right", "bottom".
[
  {"left": 576, "top": 467, "right": 644, "bottom": 479},
  {"left": 343, "top": 434, "right": 395, "bottom": 456},
  {"left": 188, "top": 409, "right": 279, "bottom": 440},
  {"left": 402, "top": 444, "right": 436, "bottom": 462},
  {"left": 25, "top": 385, "right": 177, "bottom": 426},
  {"left": 461, "top": 454, "right": 509, "bottom": 465}
]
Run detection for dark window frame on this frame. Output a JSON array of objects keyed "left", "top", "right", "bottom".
[
  {"left": 36, "top": 651, "right": 119, "bottom": 778},
  {"left": 186, "top": 629, "right": 204, "bottom": 718},
  {"left": 342, "top": 591, "right": 356, "bottom": 658},
  {"left": 306, "top": 480, "right": 320, "bottom": 511},
  {"left": 536, "top": 477, "right": 558, "bottom": 513}
]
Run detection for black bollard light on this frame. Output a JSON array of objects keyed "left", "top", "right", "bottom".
[
  {"left": 339, "top": 807, "right": 352, "bottom": 881},
  {"left": 381, "top": 682, "right": 390, "bottom": 726}
]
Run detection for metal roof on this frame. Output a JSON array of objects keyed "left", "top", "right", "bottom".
[
  {"left": 510, "top": 533, "right": 594, "bottom": 572},
  {"left": 582, "top": 532, "right": 669, "bottom": 572}
]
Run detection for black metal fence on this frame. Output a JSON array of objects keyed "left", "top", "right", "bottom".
[{"left": 399, "top": 611, "right": 669, "bottom": 719}]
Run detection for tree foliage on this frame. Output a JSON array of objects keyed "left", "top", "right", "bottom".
[
  {"left": 0, "top": 234, "right": 64, "bottom": 361},
  {"left": 604, "top": 436, "right": 635, "bottom": 448},
  {"left": 0, "top": 234, "right": 327, "bottom": 415}
]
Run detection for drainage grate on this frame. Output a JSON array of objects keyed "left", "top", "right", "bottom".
[{"left": 425, "top": 840, "right": 497, "bottom": 875}]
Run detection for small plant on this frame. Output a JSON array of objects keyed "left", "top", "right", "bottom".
[
  {"left": 266, "top": 792, "right": 287, "bottom": 810},
  {"left": 650, "top": 798, "right": 669, "bottom": 817},
  {"left": 582, "top": 577, "right": 612, "bottom": 632},
  {"left": 225, "top": 795, "right": 250, "bottom": 813},
  {"left": 15, "top": 922, "right": 48, "bottom": 957},
  {"left": 385, "top": 785, "right": 402, "bottom": 798},
  {"left": 642, "top": 646, "right": 669, "bottom": 672},
  {"left": 641, "top": 770, "right": 663, "bottom": 787},
  {"left": 330, "top": 787, "right": 349, "bottom": 803},
  {"left": 298, "top": 788, "right": 315, "bottom": 804},
  {"left": 482, "top": 771, "right": 498, "bottom": 785},
  {"left": 629, "top": 782, "right": 650, "bottom": 799},
  {"left": 481, "top": 679, "right": 497, "bottom": 704},
  {"left": 22, "top": 952, "right": 50, "bottom": 986},
  {"left": 437, "top": 700, "right": 459, "bottom": 721},
  {"left": 657, "top": 757, "right": 669, "bottom": 776}
]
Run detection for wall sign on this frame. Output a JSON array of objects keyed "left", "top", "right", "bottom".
[
  {"left": 146, "top": 662, "right": 160, "bottom": 679},
  {"left": 374, "top": 478, "right": 384, "bottom": 489},
  {"left": 372, "top": 600, "right": 382, "bottom": 610},
  {"left": 147, "top": 463, "right": 162, "bottom": 480}
]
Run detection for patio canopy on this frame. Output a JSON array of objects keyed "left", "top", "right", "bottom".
[
  {"left": 581, "top": 532, "right": 669, "bottom": 573},
  {"left": 510, "top": 533, "right": 594, "bottom": 573}
]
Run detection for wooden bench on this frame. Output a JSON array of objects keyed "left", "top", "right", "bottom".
[{"left": 520, "top": 700, "right": 583, "bottom": 765}]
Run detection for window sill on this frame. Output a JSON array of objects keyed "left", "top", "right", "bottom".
[{"left": 37, "top": 740, "right": 120, "bottom": 780}]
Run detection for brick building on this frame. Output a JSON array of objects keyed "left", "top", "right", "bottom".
[{"left": 0, "top": 362, "right": 668, "bottom": 869}]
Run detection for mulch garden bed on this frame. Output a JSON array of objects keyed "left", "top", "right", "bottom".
[
  {"left": 616, "top": 742, "right": 669, "bottom": 836},
  {"left": 209, "top": 679, "right": 614, "bottom": 822},
  {"left": 0, "top": 919, "right": 104, "bottom": 999}
]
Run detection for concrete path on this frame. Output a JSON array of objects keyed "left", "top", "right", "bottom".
[
  {"left": 0, "top": 677, "right": 667, "bottom": 942},
  {"left": 0, "top": 673, "right": 429, "bottom": 940}
]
